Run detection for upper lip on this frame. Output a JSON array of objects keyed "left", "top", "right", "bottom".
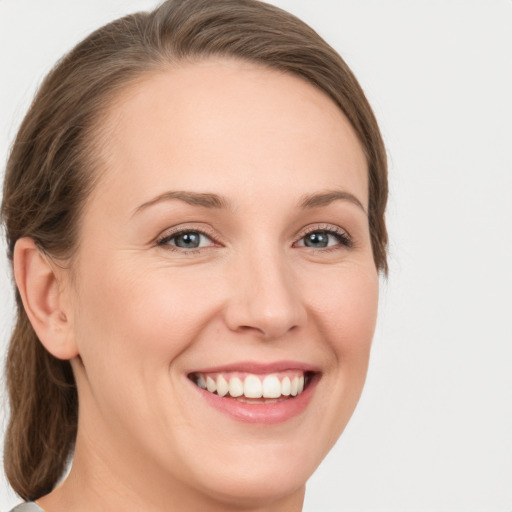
[{"left": 187, "top": 360, "right": 321, "bottom": 375}]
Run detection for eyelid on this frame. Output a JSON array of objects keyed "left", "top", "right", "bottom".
[
  {"left": 293, "top": 223, "right": 353, "bottom": 248},
  {"left": 155, "top": 224, "right": 222, "bottom": 248},
  {"left": 154, "top": 222, "right": 352, "bottom": 251}
]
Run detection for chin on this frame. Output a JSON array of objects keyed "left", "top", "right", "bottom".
[
  {"left": 180, "top": 433, "right": 327, "bottom": 509},
  {"left": 193, "top": 461, "right": 310, "bottom": 509}
]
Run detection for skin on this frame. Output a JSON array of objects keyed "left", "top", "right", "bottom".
[{"left": 19, "top": 59, "right": 378, "bottom": 512}]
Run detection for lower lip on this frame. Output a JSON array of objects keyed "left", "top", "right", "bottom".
[{"left": 190, "top": 375, "right": 319, "bottom": 424}]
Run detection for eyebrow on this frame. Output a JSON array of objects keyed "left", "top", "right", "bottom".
[
  {"left": 298, "top": 190, "right": 367, "bottom": 214},
  {"left": 132, "top": 188, "right": 366, "bottom": 217},
  {"left": 132, "top": 190, "right": 231, "bottom": 216}
]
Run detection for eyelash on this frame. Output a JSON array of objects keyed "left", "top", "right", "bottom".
[
  {"left": 294, "top": 224, "right": 353, "bottom": 252},
  {"left": 156, "top": 224, "right": 353, "bottom": 253},
  {"left": 156, "top": 227, "right": 218, "bottom": 254}
]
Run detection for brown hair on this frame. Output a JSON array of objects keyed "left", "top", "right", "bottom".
[{"left": 1, "top": 0, "right": 388, "bottom": 501}]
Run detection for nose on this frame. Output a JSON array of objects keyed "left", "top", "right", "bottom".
[{"left": 224, "top": 249, "right": 307, "bottom": 339}]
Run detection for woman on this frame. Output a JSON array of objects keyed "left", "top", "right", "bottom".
[{"left": 2, "top": 0, "right": 387, "bottom": 510}]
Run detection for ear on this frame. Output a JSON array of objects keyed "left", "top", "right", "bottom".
[{"left": 13, "top": 237, "right": 78, "bottom": 360}]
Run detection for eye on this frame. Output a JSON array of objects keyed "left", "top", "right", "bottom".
[
  {"left": 295, "top": 227, "right": 352, "bottom": 250},
  {"left": 157, "top": 229, "right": 215, "bottom": 250}
]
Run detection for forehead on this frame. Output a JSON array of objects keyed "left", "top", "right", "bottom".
[{"left": 90, "top": 58, "right": 368, "bottom": 213}]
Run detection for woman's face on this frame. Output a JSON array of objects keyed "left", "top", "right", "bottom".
[{"left": 66, "top": 59, "right": 378, "bottom": 508}]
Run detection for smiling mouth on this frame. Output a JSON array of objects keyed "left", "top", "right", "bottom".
[{"left": 188, "top": 371, "right": 314, "bottom": 403}]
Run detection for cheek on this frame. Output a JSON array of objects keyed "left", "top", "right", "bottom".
[
  {"left": 72, "top": 257, "right": 215, "bottom": 374},
  {"left": 311, "top": 265, "right": 378, "bottom": 442},
  {"left": 309, "top": 263, "right": 379, "bottom": 371}
]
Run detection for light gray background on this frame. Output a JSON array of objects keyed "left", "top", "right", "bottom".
[{"left": 1, "top": 1, "right": 511, "bottom": 511}]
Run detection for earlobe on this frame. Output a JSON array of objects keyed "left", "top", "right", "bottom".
[{"left": 13, "top": 237, "right": 78, "bottom": 360}]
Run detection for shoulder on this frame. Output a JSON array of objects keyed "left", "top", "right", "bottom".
[{"left": 9, "top": 503, "right": 44, "bottom": 512}]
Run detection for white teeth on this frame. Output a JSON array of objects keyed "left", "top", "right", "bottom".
[
  {"left": 206, "top": 376, "right": 217, "bottom": 393},
  {"left": 281, "top": 376, "right": 291, "bottom": 396},
  {"left": 244, "top": 375, "right": 263, "bottom": 398},
  {"left": 298, "top": 375, "right": 304, "bottom": 394},
  {"left": 290, "top": 377, "right": 299, "bottom": 396},
  {"left": 228, "top": 377, "right": 244, "bottom": 397},
  {"left": 216, "top": 375, "right": 229, "bottom": 397},
  {"left": 197, "top": 374, "right": 206, "bottom": 390},
  {"left": 194, "top": 372, "right": 309, "bottom": 399},
  {"left": 262, "top": 375, "right": 281, "bottom": 398}
]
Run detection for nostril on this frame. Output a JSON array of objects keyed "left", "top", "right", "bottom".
[
  {"left": 226, "top": 299, "right": 306, "bottom": 339},
  {"left": 234, "top": 321, "right": 300, "bottom": 339}
]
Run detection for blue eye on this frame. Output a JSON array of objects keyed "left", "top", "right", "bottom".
[
  {"left": 303, "top": 231, "right": 330, "bottom": 248},
  {"left": 296, "top": 229, "right": 352, "bottom": 249},
  {"left": 158, "top": 230, "right": 213, "bottom": 250}
]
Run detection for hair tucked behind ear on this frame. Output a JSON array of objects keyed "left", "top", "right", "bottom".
[
  {"left": 2, "top": 0, "right": 388, "bottom": 501},
  {"left": 4, "top": 308, "right": 77, "bottom": 501}
]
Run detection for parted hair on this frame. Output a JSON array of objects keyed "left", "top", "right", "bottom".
[{"left": 1, "top": 0, "right": 388, "bottom": 501}]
